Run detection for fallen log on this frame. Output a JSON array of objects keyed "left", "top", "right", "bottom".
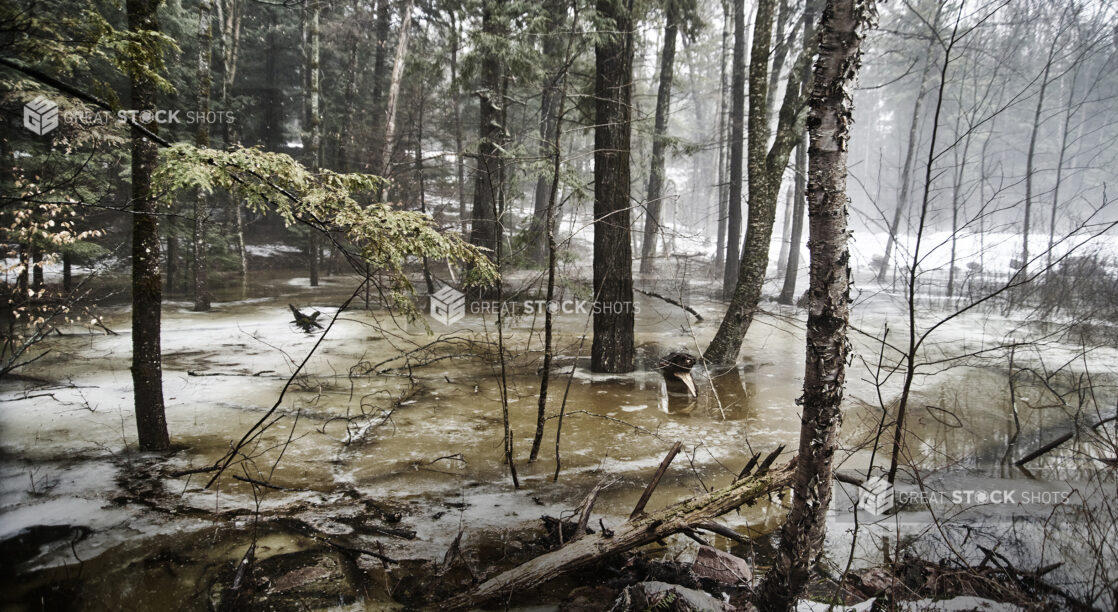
[{"left": 439, "top": 453, "right": 796, "bottom": 611}]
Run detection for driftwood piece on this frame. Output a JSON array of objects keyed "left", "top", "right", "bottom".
[{"left": 439, "top": 454, "right": 795, "bottom": 611}]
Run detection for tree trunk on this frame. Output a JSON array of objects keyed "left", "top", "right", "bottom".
[
  {"left": 713, "top": 0, "right": 731, "bottom": 271},
  {"left": 378, "top": 0, "right": 414, "bottom": 186},
  {"left": 415, "top": 77, "right": 434, "bottom": 295},
  {"left": 165, "top": 231, "right": 177, "bottom": 293},
  {"left": 591, "top": 0, "right": 636, "bottom": 374},
  {"left": 776, "top": 186, "right": 793, "bottom": 281},
  {"left": 62, "top": 252, "right": 72, "bottom": 293},
  {"left": 721, "top": 0, "right": 746, "bottom": 296},
  {"left": 1048, "top": 66, "right": 1080, "bottom": 271},
  {"left": 777, "top": 135, "right": 807, "bottom": 304},
  {"left": 754, "top": 0, "right": 870, "bottom": 607},
  {"left": 264, "top": 9, "right": 281, "bottom": 152},
  {"left": 638, "top": 0, "right": 680, "bottom": 275},
  {"left": 705, "top": 0, "right": 815, "bottom": 364},
  {"left": 193, "top": 0, "right": 213, "bottom": 312},
  {"left": 305, "top": 0, "right": 320, "bottom": 287},
  {"left": 336, "top": 0, "right": 361, "bottom": 171},
  {"left": 367, "top": 0, "right": 393, "bottom": 174},
  {"left": 947, "top": 114, "right": 972, "bottom": 299},
  {"left": 468, "top": 2, "right": 505, "bottom": 269},
  {"left": 876, "top": 8, "right": 940, "bottom": 282},
  {"left": 527, "top": 0, "right": 565, "bottom": 265},
  {"left": 217, "top": 0, "right": 240, "bottom": 148},
  {"left": 764, "top": 0, "right": 792, "bottom": 125},
  {"left": 31, "top": 246, "right": 43, "bottom": 290},
  {"left": 449, "top": 12, "right": 467, "bottom": 233},
  {"left": 1021, "top": 52, "right": 1055, "bottom": 281},
  {"left": 128, "top": 0, "right": 170, "bottom": 452}
]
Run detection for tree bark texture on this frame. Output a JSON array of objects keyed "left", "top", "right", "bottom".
[
  {"left": 721, "top": 0, "right": 747, "bottom": 295},
  {"left": 591, "top": 0, "right": 636, "bottom": 374},
  {"left": 468, "top": 1, "right": 505, "bottom": 266},
  {"left": 755, "top": 0, "right": 871, "bottom": 607},
  {"left": 639, "top": 0, "right": 680, "bottom": 275},
  {"left": 128, "top": 0, "right": 170, "bottom": 452},
  {"left": 705, "top": 0, "right": 816, "bottom": 365}
]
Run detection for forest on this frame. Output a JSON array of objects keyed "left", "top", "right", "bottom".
[{"left": 1, "top": 0, "right": 1116, "bottom": 609}]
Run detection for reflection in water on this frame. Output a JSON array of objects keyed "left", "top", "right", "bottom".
[{"left": 659, "top": 379, "right": 698, "bottom": 415}]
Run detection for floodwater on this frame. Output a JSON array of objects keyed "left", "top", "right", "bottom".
[{"left": 1, "top": 269, "right": 1114, "bottom": 609}]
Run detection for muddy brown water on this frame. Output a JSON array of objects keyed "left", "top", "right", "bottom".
[{"left": 1, "top": 270, "right": 1112, "bottom": 608}]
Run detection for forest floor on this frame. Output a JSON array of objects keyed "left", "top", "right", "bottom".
[{"left": 0, "top": 259, "right": 1114, "bottom": 609}]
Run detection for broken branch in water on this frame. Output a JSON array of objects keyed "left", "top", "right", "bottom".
[
  {"left": 439, "top": 451, "right": 796, "bottom": 611},
  {"left": 630, "top": 441, "right": 682, "bottom": 519},
  {"left": 635, "top": 288, "right": 703, "bottom": 321},
  {"left": 231, "top": 474, "right": 302, "bottom": 491}
]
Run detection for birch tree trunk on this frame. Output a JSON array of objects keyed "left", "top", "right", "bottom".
[
  {"left": 378, "top": 0, "right": 414, "bottom": 187},
  {"left": 755, "top": 0, "right": 873, "bottom": 606},
  {"left": 778, "top": 135, "right": 807, "bottom": 304}
]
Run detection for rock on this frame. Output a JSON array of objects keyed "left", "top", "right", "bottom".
[
  {"left": 692, "top": 546, "right": 752, "bottom": 586},
  {"left": 610, "top": 581, "right": 731, "bottom": 612}
]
